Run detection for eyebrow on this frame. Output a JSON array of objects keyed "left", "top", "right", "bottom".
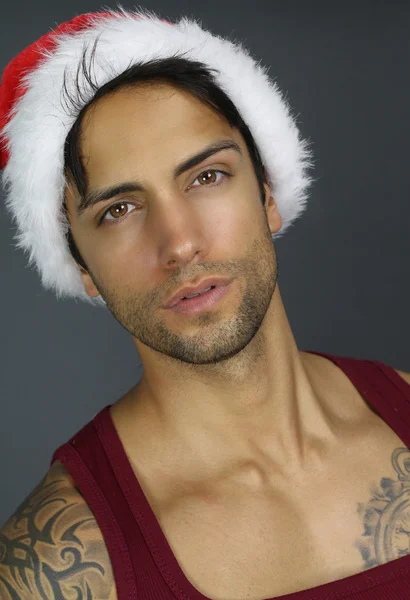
[{"left": 77, "top": 139, "right": 243, "bottom": 217}]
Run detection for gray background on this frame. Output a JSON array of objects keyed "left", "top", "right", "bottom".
[{"left": 1, "top": 0, "right": 410, "bottom": 525}]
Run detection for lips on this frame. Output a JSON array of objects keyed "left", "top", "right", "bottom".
[{"left": 163, "top": 277, "right": 232, "bottom": 309}]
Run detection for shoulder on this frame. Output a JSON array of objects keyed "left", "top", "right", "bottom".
[
  {"left": 0, "top": 460, "right": 117, "bottom": 599},
  {"left": 393, "top": 368, "right": 410, "bottom": 386}
]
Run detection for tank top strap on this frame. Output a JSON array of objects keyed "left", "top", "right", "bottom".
[
  {"left": 51, "top": 417, "right": 140, "bottom": 600},
  {"left": 307, "top": 350, "right": 410, "bottom": 448}
]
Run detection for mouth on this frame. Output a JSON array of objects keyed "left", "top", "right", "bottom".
[
  {"left": 164, "top": 277, "right": 232, "bottom": 309},
  {"left": 167, "top": 281, "right": 232, "bottom": 315}
]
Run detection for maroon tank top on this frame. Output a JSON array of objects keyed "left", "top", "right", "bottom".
[{"left": 51, "top": 351, "right": 410, "bottom": 599}]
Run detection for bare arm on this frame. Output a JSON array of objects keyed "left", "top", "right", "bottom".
[{"left": 0, "top": 461, "right": 117, "bottom": 599}]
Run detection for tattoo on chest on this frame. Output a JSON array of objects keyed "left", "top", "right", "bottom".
[
  {"left": 0, "top": 473, "right": 109, "bottom": 599},
  {"left": 357, "top": 446, "right": 410, "bottom": 569}
]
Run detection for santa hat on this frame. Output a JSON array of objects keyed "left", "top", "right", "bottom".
[{"left": 0, "top": 7, "right": 312, "bottom": 308}]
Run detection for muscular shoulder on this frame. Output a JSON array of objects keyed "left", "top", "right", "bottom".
[{"left": 0, "top": 461, "right": 117, "bottom": 599}]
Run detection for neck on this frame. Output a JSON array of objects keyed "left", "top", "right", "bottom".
[{"left": 113, "top": 287, "right": 338, "bottom": 481}]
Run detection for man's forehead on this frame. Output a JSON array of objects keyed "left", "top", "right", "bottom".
[
  {"left": 79, "top": 97, "right": 244, "bottom": 176},
  {"left": 82, "top": 82, "right": 212, "bottom": 125},
  {"left": 81, "top": 84, "right": 230, "bottom": 145}
]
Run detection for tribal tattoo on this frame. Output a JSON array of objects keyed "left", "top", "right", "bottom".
[
  {"left": 0, "top": 463, "right": 115, "bottom": 599},
  {"left": 357, "top": 446, "right": 410, "bottom": 569}
]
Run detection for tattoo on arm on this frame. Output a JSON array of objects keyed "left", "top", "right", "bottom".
[
  {"left": 0, "top": 464, "right": 115, "bottom": 599},
  {"left": 357, "top": 446, "right": 410, "bottom": 569}
]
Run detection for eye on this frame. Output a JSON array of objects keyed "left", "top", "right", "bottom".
[
  {"left": 190, "top": 168, "right": 230, "bottom": 189},
  {"left": 99, "top": 201, "right": 137, "bottom": 225}
]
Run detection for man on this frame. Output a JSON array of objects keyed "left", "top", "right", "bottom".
[{"left": 1, "top": 8, "right": 410, "bottom": 600}]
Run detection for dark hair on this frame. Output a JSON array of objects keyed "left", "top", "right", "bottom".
[{"left": 62, "top": 47, "right": 267, "bottom": 271}]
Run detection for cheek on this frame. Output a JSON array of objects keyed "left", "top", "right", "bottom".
[
  {"left": 210, "top": 192, "right": 260, "bottom": 242},
  {"left": 211, "top": 210, "right": 242, "bottom": 247},
  {"left": 79, "top": 234, "right": 128, "bottom": 284}
]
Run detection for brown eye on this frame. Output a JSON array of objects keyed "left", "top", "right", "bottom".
[
  {"left": 191, "top": 169, "right": 229, "bottom": 189},
  {"left": 199, "top": 170, "right": 217, "bottom": 184},
  {"left": 99, "top": 201, "right": 137, "bottom": 225}
]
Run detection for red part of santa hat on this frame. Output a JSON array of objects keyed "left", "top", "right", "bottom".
[{"left": 0, "top": 13, "right": 112, "bottom": 170}]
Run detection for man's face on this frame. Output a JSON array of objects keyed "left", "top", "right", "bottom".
[{"left": 65, "top": 83, "right": 282, "bottom": 365}]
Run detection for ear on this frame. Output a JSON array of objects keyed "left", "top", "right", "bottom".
[
  {"left": 262, "top": 176, "right": 282, "bottom": 235},
  {"left": 78, "top": 266, "right": 101, "bottom": 298}
]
